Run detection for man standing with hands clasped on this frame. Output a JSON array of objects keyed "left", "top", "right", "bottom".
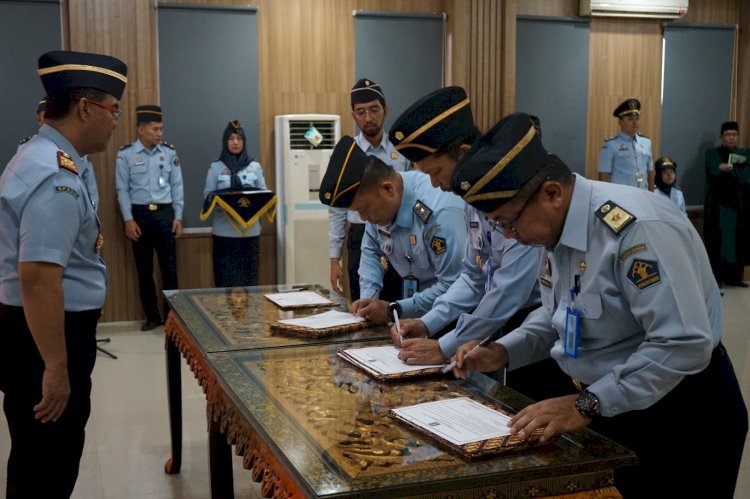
[{"left": 450, "top": 112, "right": 747, "bottom": 498}]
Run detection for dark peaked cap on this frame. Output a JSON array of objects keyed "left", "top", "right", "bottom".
[
  {"left": 319, "top": 136, "right": 369, "bottom": 208},
  {"left": 351, "top": 78, "right": 385, "bottom": 106},
  {"left": 136, "top": 105, "right": 162, "bottom": 124},
  {"left": 613, "top": 98, "right": 640, "bottom": 118},
  {"left": 451, "top": 112, "right": 549, "bottom": 213},
  {"left": 37, "top": 50, "right": 127, "bottom": 99},
  {"left": 389, "top": 86, "right": 476, "bottom": 163}
]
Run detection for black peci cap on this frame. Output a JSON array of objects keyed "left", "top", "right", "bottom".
[
  {"left": 388, "top": 86, "right": 478, "bottom": 163},
  {"left": 451, "top": 112, "right": 549, "bottom": 213},
  {"left": 319, "top": 136, "right": 369, "bottom": 208},
  {"left": 136, "top": 105, "right": 162, "bottom": 125},
  {"left": 38, "top": 50, "right": 127, "bottom": 99},
  {"left": 721, "top": 121, "right": 739, "bottom": 134},
  {"left": 613, "top": 98, "right": 641, "bottom": 118}
]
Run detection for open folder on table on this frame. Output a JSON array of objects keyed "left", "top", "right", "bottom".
[
  {"left": 337, "top": 345, "right": 447, "bottom": 381},
  {"left": 270, "top": 309, "right": 366, "bottom": 338},
  {"left": 390, "top": 397, "right": 547, "bottom": 459},
  {"left": 264, "top": 290, "right": 336, "bottom": 309}
]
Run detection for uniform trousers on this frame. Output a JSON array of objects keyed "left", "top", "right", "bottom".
[
  {"left": 131, "top": 204, "right": 178, "bottom": 323},
  {"left": 213, "top": 235, "right": 259, "bottom": 287},
  {"left": 589, "top": 343, "right": 747, "bottom": 498},
  {"left": 347, "top": 223, "right": 402, "bottom": 303},
  {"left": 0, "top": 304, "right": 101, "bottom": 499}
]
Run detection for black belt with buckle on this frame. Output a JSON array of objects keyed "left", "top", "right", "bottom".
[{"left": 133, "top": 203, "right": 170, "bottom": 212}]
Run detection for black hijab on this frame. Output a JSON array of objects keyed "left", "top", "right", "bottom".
[
  {"left": 219, "top": 120, "right": 251, "bottom": 189},
  {"left": 654, "top": 156, "right": 676, "bottom": 197}
]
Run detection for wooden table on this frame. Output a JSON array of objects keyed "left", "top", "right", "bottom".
[{"left": 163, "top": 286, "right": 636, "bottom": 498}]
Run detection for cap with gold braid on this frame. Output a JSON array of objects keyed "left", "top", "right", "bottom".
[
  {"left": 136, "top": 105, "right": 162, "bottom": 125},
  {"left": 389, "top": 86, "right": 478, "bottom": 163},
  {"left": 613, "top": 98, "right": 641, "bottom": 118},
  {"left": 37, "top": 50, "right": 127, "bottom": 99},
  {"left": 351, "top": 78, "right": 385, "bottom": 106},
  {"left": 319, "top": 136, "right": 369, "bottom": 208},
  {"left": 451, "top": 112, "right": 549, "bottom": 213}
]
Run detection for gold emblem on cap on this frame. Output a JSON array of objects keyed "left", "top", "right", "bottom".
[
  {"left": 600, "top": 204, "right": 611, "bottom": 214},
  {"left": 460, "top": 181, "right": 471, "bottom": 191},
  {"left": 365, "top": 80, "right": 370, "bottom": 86},
  {"left": 579, "top": 260, "right": 586, "bottom": 273},
  {"left": 395, "top": 131, "right": 404, "bottom": 141}
]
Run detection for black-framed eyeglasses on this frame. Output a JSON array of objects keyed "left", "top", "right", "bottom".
[
  {"left": 86, "top": 98, "right": 121, "bottom": 120},
  {"left": 488, "top": 191, "right": 535, "bottom": 235}
]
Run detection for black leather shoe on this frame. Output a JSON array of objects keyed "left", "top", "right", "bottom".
[{"left": 141, "top": 320, "right": 161, "bottom": 331}]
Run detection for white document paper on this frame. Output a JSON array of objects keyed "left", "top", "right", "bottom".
[
  {"left": 341, "top": 345, "right": 444, "bottom": 375},
  {"left": 277, "top": 309, "right": 363, "bottom": 330},
  {"left": 265, "top": 291, "right": 334, "bottom": 308},
  {"left": 392, "top": 397, "right": 511, "bottom": 446}
]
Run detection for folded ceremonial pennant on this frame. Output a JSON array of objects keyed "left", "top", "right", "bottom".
[{"left": 200, "top": 188, "right": 278, "bottom": 236}]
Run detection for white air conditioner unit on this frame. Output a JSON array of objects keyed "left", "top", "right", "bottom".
[
  {"left": 580, "top": 0, "right": 688, "bottom": 19},
  {"left": 275, "top": 114, "right": 341, "bottom": 287}
]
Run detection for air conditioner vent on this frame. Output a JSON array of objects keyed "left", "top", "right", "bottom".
[{"left": 288, "top": 120, "right": 337, "bottom": 150}]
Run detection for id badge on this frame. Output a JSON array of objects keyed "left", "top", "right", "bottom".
[
  {"left": 159, "top": 175, "right": 168, "bottom": 189},
  {"left": 402, "top": 275, "right": 419, "bottom": 299},
  {"left": 564, "top": 306, "right": 580, "bottom": 358}
]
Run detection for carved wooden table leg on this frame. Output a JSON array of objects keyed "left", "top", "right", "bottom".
[{"left": 164, "top": 335, "right": 183, "bottom": 474}]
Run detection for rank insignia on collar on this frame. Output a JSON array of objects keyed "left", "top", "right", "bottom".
[
  {"left": 57, "top": 151, "right": 78, "bottom": 175},
  {"left": 596, "top": 201, "right": 636, "bottom": 235},
  {"left": 413, "top": 200, "right": 433, "bottom": 223},
  {"left": 380, "top": 255, "right": 389, "bottom": 270},
  {"left": 475, "top": 254, "right": 483, "bottom": 267},
  {"left": 95, "top": 233, "right": 104, "bottom": 253},
  {"left": 430, "top": 236, "right": 446, "bottom": 255},
  {"left": 579, "top": 260, "right": 586, "bottom": 273},
  {"left": 391, "top": 152, "right": 398, "bottom": 160}
]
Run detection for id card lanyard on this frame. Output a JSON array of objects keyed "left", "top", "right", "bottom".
[
  {"left": 402, "top": 254, "right": 419, "bottom": 299},
  {"left": 564, "top": 274, "right": 581, "bottom": 358}
]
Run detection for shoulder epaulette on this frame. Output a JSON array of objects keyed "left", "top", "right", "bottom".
[
  {"left": 637, "top": 133, "right": 650, "bottom": 139},
  {"left": 161, "top": 141, "right": 175, "bottom": 150},
  {"left": 18, "top": 136, "right": 32, "bottom": 145},
  {"left": 413, "top": 199, "right": 433, "bottom": 224},
  {"left": 119, "top": 143, "right": 133, "bottom": 151},
  {"left": 57, "top": 150, "right": 79, "bottom": 175},
  {"left": 595, "top": 200, "right": 636, "bottom": 235},
  {"left": 604, "top": 135, "right": 617, "bottom": 142}
]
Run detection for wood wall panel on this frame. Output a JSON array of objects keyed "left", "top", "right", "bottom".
[{"left": 585, "top": 18, "right": 663, "bottom": 178}]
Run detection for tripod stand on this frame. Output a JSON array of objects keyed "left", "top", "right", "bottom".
[{"left": 96, "top": 337, "right": 117, "bottom": 359}]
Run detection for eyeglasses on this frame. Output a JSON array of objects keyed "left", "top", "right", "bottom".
[
  {"left": 86, "top": 99, "right": 121, "bottom": 120},
  {"left": 353, "top": 106, "right": 383, "bottom": 118},
  {"left": 488, "top": 191, "right": 535, "bottom": 235}
]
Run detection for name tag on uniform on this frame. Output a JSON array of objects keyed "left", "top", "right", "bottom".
[{"left": 134, "top": 156, "right": 145, "bottom": 166}]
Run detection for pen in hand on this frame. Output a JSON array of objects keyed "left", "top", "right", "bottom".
[
  {"left": 441, "top": 333, "right": 496, "bottom": 373},
  {"left": 393, "top": 308, "right": 403, "bottom": 346}
]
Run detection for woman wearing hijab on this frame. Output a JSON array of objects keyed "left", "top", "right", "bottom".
[
  {"left": 202, "top": 120, "right": 268, "bottom": 287},
  {"left": 654, "top": 156, "right": 686, "bottom": 214}
]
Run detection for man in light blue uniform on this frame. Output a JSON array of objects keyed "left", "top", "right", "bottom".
[
  {"left": 451, "top": 112, "right": 747, "bottom": 498},
  {"left": 319, "top": 136, "right": 466, "bottom": 325},
  {"left": 116, "top": 105, "right": 183, "bottom": 330},
  {"left": 597, "top": 98, "right": 654, "bottom": 191},
  {"left": 0, "top": 50, "right": 127, "bottom": 498},
  {"left": 19, "top": 97, "right": 99, "bottom": 210},
  {"left": 328, "top": 79, "right": 411, "bottom": 301},
  {"left": 387, "top": 87, "right": 570, "bottom": 401}
]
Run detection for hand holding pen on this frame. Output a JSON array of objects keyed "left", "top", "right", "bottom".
[{"left": 441, "top": 333, "right": 496, "bottom": 373}]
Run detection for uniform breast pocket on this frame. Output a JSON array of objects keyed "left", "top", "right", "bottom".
[
  {"left": 217, "top": 174, "right": 231, "bottom": 189},
  {"left": 241, "top": 170, "right": 259, "bottom": 188},
  {"left": 131, "top": 163, "right": 147, "bottom": 175},
  {"left": 575, "top": 293, "right": 602, "bottom": 319},
  {"left": 469, "top": 227, "right": 483, "bottom": 250}
]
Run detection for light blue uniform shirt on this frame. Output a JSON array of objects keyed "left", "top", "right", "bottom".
[
  {"left": 419, "top": 204, "right": 542, "bottom": 357},
  {"left": 0, "top": 125, "right": 106, "bottom": 311},
  {"left": 20, "top": 137, "right": 98, "bottom": 210},
  {"left": 498, "top": 175, "right": 722, "bottom": 417},
  {"left": 598, "top": 131, "right": 653, "bottom": 189},
  {"left": 359, "top": 171, "right": 467, "bottom": 317},
  {"left": 115, "top": 139, "right": 184, "bottom": 220},
  {"left": 655, "top": 187, "right": 686, "bottom": 214},
  {"left": 328, "top": 132, "right": 411, "bottom": 258},
  {"left": 202, "top": 160, "right": 268, "bottom": 238}
]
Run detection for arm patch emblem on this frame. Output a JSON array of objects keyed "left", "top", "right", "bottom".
[
  {"left": 627, "top": 258, "right": 661, "bottom": 290},
  {"left": 430, "top": 236, "right": 446, "bottom": 255}
]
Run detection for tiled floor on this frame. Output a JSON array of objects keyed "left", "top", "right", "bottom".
[{"left": 1, "top": 286, "right": 749, "bottom": 499}]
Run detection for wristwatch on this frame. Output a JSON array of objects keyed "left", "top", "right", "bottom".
[
  {"left": 575, "top": 389, "right": 600, "bottom": 419},
  {"left": 388, "top": 302, "right": 402, "bottom": 321}
]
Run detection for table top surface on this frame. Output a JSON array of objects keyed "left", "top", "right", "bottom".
[
  {"left": 208, "top": 342, "right": 637, "bottom": 498},
  {"left": 164, "top": 285, "right": 390, "bottom": 353}
]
